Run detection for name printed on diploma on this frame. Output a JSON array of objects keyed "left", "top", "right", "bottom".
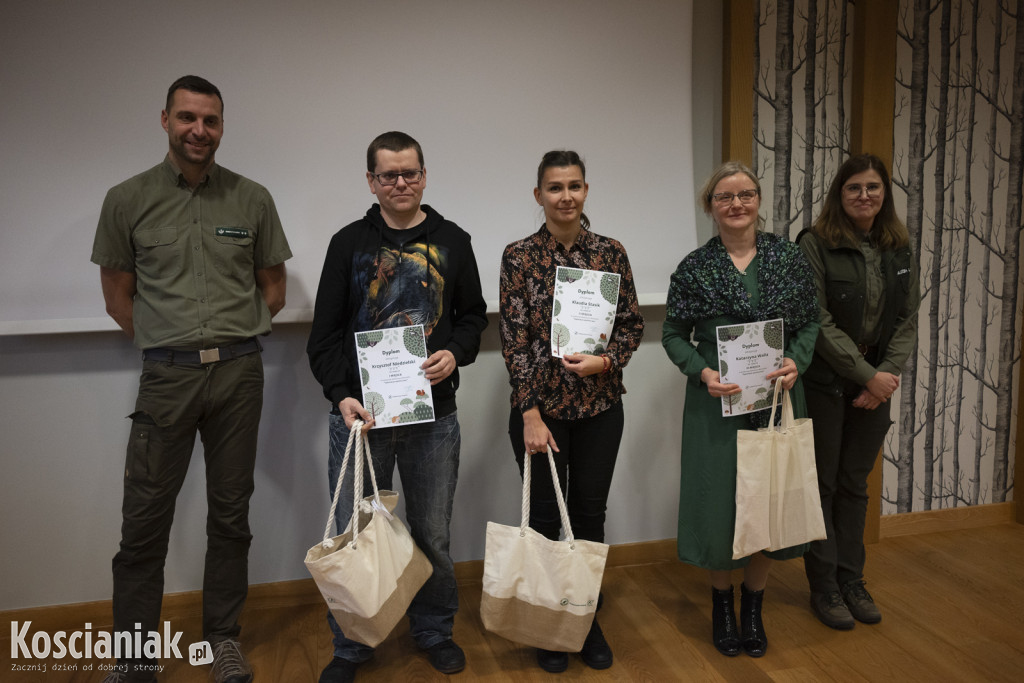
[
  {"left": 355, "top": 325, "right": 435, "bottom": 427},
  {"left": 550, "top": 267, "right": 620, "bottom": 358},
  {"left": 716, "top": 318, "right": 784, "bottom": 417}
]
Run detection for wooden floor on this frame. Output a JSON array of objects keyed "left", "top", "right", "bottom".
[{"left": 4, "top": 523, "right": 1023, "bottom": 682}]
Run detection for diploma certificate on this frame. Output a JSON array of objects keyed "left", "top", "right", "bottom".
[
  {"left": 716, "top": 318, "right": 784, "bottom": 417},
  {"left": 354, "top": 324, "right": 434, "bottom": 428},
  {"left": 550, "top": 266, "right": 620, "bottom": 358}
]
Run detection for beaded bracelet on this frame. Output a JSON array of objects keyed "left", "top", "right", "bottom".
[{"left": 601, "top": 354, "right": 610, "bottom": 374}]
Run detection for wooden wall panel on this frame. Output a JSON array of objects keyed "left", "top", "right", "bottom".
[
  {"left": 723, "top": 0, "right": 755, "bottom": 164},
  {"left": 852, "top": 0, "right": 899, "bottom": 543}
]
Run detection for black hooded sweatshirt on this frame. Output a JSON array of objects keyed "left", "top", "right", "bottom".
[{"left": 307, "top": 203, "right": 488, "bottom": 417}]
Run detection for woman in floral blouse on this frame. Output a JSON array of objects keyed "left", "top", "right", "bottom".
[
  {"left": 498, "top": 150, "right": 644, "bottom": 673},
  {"left": 662, "top": 161, "right": 819, "bottom": 658}
]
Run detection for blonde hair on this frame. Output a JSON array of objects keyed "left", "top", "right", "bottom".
[{"left": 698, "top": 161, "right": 763, "bottom": 230}]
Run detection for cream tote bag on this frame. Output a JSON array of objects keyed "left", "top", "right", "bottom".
[
  {"left": 304, "top": 421, "right": 433, "bottom": 647},
  {"left": 733, "top": 381, "right": 827, "bottom": 559},
  {"left": 480, "top": 446, "right": 609, "bottom": 652}
]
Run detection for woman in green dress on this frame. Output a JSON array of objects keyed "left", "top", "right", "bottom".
[{"left": 662, "top": 161, "right": 819, "bottom": 657}]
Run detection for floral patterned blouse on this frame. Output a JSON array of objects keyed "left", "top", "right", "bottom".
[{"left": 499, "top": 224, "right": 645, "bottom": 420}]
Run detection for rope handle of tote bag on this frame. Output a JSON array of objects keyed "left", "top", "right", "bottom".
[
  {"left": 521, "top": 445, "right": 577, "bottom": 549},
  {"left": 321, "top": 420, "right": 385, "bottom": 549}
]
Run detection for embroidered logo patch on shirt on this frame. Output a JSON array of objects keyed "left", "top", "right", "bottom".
[{"left": 216, "top": 227, "right": 250, "bottom": 239}]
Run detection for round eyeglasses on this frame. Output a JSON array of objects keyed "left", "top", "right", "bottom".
[{"left": 843, "top": 183, "right": 883, "bottom": 198}]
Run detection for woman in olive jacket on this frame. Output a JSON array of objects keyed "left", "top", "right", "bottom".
[{"left": 797, "top": 154, "right": 920, "bottom": 631}]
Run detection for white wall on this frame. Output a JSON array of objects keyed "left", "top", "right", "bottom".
[
  {"left": 0, "top": 313, "right": 685, "bottom": 610},
  {"left": 0, "top": 2, "right": 723, "bottom": 611},
  {"left": 0, "top": 0, "right": 696, "bottom": 331}
]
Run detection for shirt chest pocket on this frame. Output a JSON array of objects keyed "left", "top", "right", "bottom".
[
  {"left": 209, "top": 226, "right": 255, "bottom": 273},
  {"left": 134, "top": 226, "right": 182, "bottom": 280}
]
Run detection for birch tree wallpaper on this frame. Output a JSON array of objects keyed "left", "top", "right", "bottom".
[
  {"left": 890, "top": 0, "right": 1022, "bottom": 512},
  {"left": 754, "top": 0, "right": 853, "bottom": 237},
  {"left": 753, "top": 0, "right": 1022, "bottom": 514}
]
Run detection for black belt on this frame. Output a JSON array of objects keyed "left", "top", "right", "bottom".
[{"left": 143, "top": 337, "right": 262, "bottom": 365}]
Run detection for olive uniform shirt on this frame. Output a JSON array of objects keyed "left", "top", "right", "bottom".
[{"left": 91, "top": 157, "right": 292, "bottom": 349}]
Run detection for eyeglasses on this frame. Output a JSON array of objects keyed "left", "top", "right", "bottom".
[
  {"left": 843, "top": 183, "right": 883, "bottom": 198},
  {"left": 711, "top": 189, "right": 759, "bottom": 205},
  {"left": 372, "top": 169, "right": 424, "bottom": 186}
]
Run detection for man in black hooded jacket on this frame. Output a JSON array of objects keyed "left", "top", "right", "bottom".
[{"left": 307, "top": 131, "right": 487, "bottom": 683}]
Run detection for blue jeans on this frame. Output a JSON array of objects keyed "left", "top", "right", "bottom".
[{"left": 325, "top": 411, "right": 461, "bottom": 661}]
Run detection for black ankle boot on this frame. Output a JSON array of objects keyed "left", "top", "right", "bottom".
[
  {"left": 740, "top": 583, "right": 767, "bottom": 657},
  {"left": 580, "top": 617, "right": 613, "bottom": 669},
  {"left": 536, "top": 648, "right": 569, "bottom": 673},
  {"left": 711, "top": 586, "right": 741, "bottom": 656}
]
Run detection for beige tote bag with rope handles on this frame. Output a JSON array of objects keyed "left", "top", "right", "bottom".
[
  {"left": 304, "top": 421, "right": 433, "bottom": 647},
  {"left": 480, "top": 446, "right": 609, "bottom": 652},
  {"left": 733, "top": 380, "right": 827, "bottom": 559}
]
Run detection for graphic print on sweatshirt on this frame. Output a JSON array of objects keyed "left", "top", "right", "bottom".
[{"left": 354, "top": 241, "right": 446, "bottom": 336}]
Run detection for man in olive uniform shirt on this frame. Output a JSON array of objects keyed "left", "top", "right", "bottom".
[{"left": 90, "top": 75, "right": 292, "bottom": 683}]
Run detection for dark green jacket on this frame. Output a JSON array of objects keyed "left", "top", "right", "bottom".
[{"left": 797, "top": 230, "right": 919, "bottom": 388}]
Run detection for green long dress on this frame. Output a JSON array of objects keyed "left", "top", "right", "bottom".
[{"left": 662, "top": 257, "right": 819, "bottom": 570}]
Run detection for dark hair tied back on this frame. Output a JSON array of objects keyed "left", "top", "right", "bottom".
[{"left": 536, "top": 150, "right": 590, "bottom": 230}]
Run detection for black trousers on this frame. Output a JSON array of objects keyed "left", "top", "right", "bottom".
[
  {"left": 802, "top": 379, "right": 893, "bottom": 594},
  {"left": 508, "top": 402, "right": 623, "bottom": 544}
]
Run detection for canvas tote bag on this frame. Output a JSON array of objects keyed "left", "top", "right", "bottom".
[
  {"left": 304, "top": 420, "right": 433, "bottom": 647},
  {"left": 480, "top": 446, "right": 609, "bottom": 652},
  {"left": 733, "top": 381, "right": 827, "bottom": 559}
]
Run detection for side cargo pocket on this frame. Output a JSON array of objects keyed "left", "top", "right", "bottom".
[{"left": 125, "top": 411, "right": 157, "bottom": 482}]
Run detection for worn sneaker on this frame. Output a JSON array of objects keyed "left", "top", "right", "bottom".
[
  {"left": 425, "top": 639, "right": 466, "bottom": 674},
  {"left": 841, "top": 580, "right": 882, "bottom": 623},
  {"left": 211, "top": 639, "right": 253, "bottom": 683},
  {"left": 810, "top": 591, "right": 856, "bottom": 630},
  {"left": 319, "top": 656, "right": 359, "bottom": 683}
]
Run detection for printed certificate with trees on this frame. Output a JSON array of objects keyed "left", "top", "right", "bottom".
[
  {"left": 550, "top": 266, "right": 620, "bottom": 358},
  {"left": 716, "top": 318, "right": 785, "bottom": 417},
  {"left": 354, "top": 325, "right": 434, "bottom": 428}
]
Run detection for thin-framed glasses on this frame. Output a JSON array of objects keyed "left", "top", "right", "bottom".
[
  {"left": 711, "top": 189, "right": 759, "bottom": 205},
  {"left": 372, "top": 169, "right": 424, "bottom": 186},
  {"left": 843, "top": 183, "right": 883, "bottom": 198}
]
